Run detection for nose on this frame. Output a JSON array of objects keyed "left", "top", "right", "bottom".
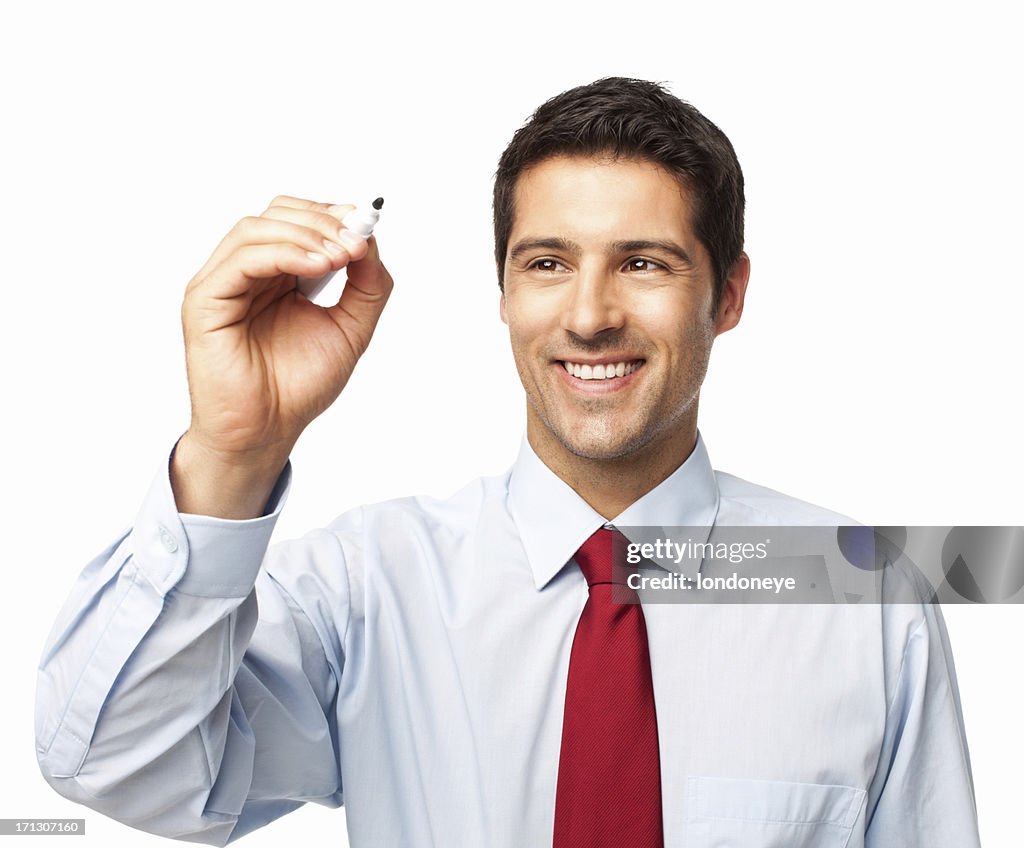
[{"left": 561, "top": 263, "right": 625, "bottom": 341}]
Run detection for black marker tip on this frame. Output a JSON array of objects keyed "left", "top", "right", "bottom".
[{"left": 372, "top": 197, "right": 384, "bottom": 210}]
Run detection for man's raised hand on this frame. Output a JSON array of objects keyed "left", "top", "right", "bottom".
[{"left": 172, "top": 195, "right": 394, "bottom": 518}]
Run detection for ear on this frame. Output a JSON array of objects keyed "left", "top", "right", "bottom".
[
  {"left": 714, "top": 252, "right": 750, "bottom": 336},
  {"left": 499, "top": 289, "right": 508, "bottom": 325}
]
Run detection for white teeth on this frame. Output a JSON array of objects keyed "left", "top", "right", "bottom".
[{"left": 562, "top": 360, "right": 641, "bottom": 380}]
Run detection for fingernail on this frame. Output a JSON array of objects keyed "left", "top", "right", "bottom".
[
  {"left": 323, "top": 239, "right": 344, "bottom": 256},
  {"left": 306, "top": 251, "right": 326, "bottom": 262},
  {"left": 338, "top": 229, "right": 365, "bottom": 251}
]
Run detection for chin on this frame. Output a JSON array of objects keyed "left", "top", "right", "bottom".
[{"left": 557, "top": 425, "right": 653, "bottom": 462}]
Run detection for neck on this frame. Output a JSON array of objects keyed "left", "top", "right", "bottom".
[{"left": 527, "top": 416, "right": 699, "bottom": 520}]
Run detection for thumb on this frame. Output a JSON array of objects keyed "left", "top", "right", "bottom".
[{"left": 326, "top": 235, "right": 394, "bottom": 347}]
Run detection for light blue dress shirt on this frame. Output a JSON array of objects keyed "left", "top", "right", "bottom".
[{"left": 36, "top": 434, "right": 981, "bottom": 847}]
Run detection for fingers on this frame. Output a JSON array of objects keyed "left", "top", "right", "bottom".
[
  {"left": 194, "top": 197, "right": 366, "bottom": 281},
  {"left": 261, "top": 201, "right": 367, "bottom": 262},
  {"left": 261, "top": 207, "right": 369, "bottom": 260},
  {"left": 261, "top": 194, "right": 339, "bottom": 214},
  {"left": 193, "top": 242, "right": 331, "bottom": 304},
  {"left": 185, "top": 194, "right": 385, "bottom": 325}
]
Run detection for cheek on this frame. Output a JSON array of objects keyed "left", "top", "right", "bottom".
[
  {"left": 504, "top": 294, "right": 557, "bottom": 347},
  {"left": 633, "top": 309, "right": 691, "bottom": 349},
  {"left": 503, "top": 311, "right": 538, "bottom": 367},
  {"left": 634, "top": 293, "right": 714, "bottom": 343}
]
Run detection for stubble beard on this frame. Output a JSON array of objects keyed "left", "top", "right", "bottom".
[
  {"left": 511, "top": 291, "right": 720, "bottom": 466},
  {"left": 523, "top": 333, "right": 714, "bottom": 465}
]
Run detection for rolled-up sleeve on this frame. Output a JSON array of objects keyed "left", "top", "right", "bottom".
[{"left": 35, "top": 451, "right": 349, "bottom": 845}]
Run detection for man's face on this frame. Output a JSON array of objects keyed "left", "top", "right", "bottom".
[{"left": 500, "top": 155, "right": 741, "bottom": 464}]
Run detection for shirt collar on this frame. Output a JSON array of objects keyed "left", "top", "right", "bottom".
[{"left": 507, "top": 431, "right": 721, "bottom": 590}]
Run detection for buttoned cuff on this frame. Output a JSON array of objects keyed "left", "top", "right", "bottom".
[{"left": 130, "top": 445, "right": 291, "bottom": 599}]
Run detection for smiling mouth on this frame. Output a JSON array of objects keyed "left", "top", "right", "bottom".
[{"left": 559, "top": 359, "right": 644, "bottom": 381}]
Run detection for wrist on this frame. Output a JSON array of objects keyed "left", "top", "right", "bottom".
[{"left": 170, "top": 431, "right": 292, "bottom": 519}]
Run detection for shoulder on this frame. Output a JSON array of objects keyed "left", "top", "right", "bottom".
[
  {"left": 715, "top": 470, "right": 940, "bottom": 638},
  {"left": 714, "top": 470, "right": 859, "bottom": 526},
  {"left": 324, "top": 468, "right": 513, "bottom": 541}
]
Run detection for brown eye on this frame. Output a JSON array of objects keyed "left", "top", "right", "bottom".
[
  {"left": 624, "top": 258, "right": 662, "bottom": 273},
  {"left": 531, "top": 259, "right": 568, "bottom": 272}
]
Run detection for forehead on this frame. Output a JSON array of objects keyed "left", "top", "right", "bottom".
[{"left": 510, "top": 155, "right": 698, "bottom": 246}]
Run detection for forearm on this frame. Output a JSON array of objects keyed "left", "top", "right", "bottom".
[
  {"left": 38, "top": 582, "right": 258, "bottom": 843},
  {"left": 36, "top": 455, "right": 291, "bottom": 843}
]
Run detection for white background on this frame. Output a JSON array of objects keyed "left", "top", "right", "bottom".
[{"left": 2, "top": 0, "right": 1020, "bottom": 844}]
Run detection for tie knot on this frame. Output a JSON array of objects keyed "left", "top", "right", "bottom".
[{"left": 574, "top": 527, "right": 633, "bottom": 588}]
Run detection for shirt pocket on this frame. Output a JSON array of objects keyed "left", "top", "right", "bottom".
[{"left": 683, "top": 776, "right": 866, "bottom": 848}]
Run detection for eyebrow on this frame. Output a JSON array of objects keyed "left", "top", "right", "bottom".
[
  {"left": 612, "top": 240, "right": 694, "bottom": 268},
  {"left": 508, "top": 237, "right": 582, "bottom": 264},
  {"left": 508, "top": 237, "right": 694, "bottom": 268}
]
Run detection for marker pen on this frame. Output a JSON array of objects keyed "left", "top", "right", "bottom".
[{"left": 297, "top": 197, "right": 384, "bottom": 301}]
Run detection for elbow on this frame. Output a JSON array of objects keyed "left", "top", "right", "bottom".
[{"left": 36, "top": 741, "right": 238, "bottom": 847}]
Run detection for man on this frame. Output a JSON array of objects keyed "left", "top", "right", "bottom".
[{"left": 36, "top": 78, "right": 980, "bottom": 847}]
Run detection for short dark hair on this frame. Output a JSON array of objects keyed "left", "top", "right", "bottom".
[{"left": 493, "top": 77, "right": 745, "bottom": 306}]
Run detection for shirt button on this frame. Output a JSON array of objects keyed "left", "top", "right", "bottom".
[{"left": 159, "top": 529, "right": 179, "bottom": 553}]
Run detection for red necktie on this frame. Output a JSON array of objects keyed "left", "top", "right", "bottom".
[{"left": 553, "top": 527, "right": 664, "bottom": 847}]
